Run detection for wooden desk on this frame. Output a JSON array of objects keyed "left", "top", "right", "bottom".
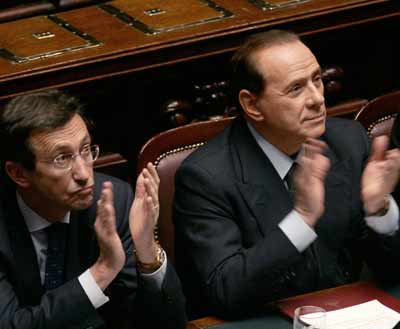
[
  {"left": 187, "top": 282, "right": 400, "bottom": 329},
  {"left": 1, "top": 0, "right": 399, "bottom": 179}
]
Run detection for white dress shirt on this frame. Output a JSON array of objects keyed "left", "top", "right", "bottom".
[
  {"left": 17, "top": 192, "right": 167, "bottom": 309},
  {"left": 246, "top": 122, "right": 399, "bottom": 252}
]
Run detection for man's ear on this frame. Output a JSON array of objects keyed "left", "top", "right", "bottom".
[
  {"left": 238, "top": 89, "right": 264, "bottom": 122},
  {"left": 4, "top": 161, "right": 31, "bottom": 188}
]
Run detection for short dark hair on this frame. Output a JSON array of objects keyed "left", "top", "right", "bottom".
[
  {"left": 231, "top": 30, "right": 300, "bottom": 98},
  {"left": 0, "top": 89, "right": 86, "bottom": 172}
]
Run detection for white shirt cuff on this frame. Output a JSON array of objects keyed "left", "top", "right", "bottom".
[
  {"left": 139, "top": 251, "right": 167, "bottom": 291},
  {"left": 365, "top": 195, "right": 399, "bottom": 235},
  {"left": 279, "top": 210, "right": 317, "bottom": 252},
  {"left": 78, "top": 269, "right": 109, "bottom": 309}
]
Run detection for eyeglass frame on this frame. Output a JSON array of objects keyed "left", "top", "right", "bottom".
[{"left": 36, "top": 144, "right": 100, "bottom": 171}]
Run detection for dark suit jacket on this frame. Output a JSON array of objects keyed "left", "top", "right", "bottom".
[
  {"left": 390, "top": 113, "right": 400, "bottom": 203},
  {"left": 174, "top": 117, "right": 400, "bottom": 318},
  {"left": 0, "top": 173, "right": 186, "bottom": 329}
]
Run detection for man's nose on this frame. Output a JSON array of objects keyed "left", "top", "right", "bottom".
[
  {"left": 307, "top": 84, "right": 325, "bottom": 108},
  {"left": 71, "top": 156, "right": 91, "bottom": 183}
]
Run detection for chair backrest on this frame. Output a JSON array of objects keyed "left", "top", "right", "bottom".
[
  {"left": 354, "top": 90, "right": 400, "bottom": 138},
  {"left": 94, "top": 152, "right": 129, "bottom": 181},
  {"left": 137, "top": 117, "right": 234, "bottom": 264}
]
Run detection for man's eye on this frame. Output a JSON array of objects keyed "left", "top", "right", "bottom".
[
  {"left": 81, "top": 145, "right": 91, "bottom": 154},
  {"left": 314, "top": 76, "right": 322, "bottom": 83},
  {"left": 54, "top": 154, "right": 72, "bottom": 164},
  {"left": 290, "top": 84, "right": 302, "bottom": 93},
  {"left": 80, "top": 145, "right": 93, "bottom": 158}
]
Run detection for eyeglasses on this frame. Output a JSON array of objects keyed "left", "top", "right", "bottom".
[{"left": 38, "top": 144, "right": 100, "bottom": 171}]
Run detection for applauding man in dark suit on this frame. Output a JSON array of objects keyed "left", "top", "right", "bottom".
[
  {"left": 0, "top": 90, "right": 186, "bottom": 329},
  {"left": 173, "top": 30, "right": 400, "bottom": 319}
]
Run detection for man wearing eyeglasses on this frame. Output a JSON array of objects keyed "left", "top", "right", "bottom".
[{"left": 0, "top": 90, "right": 186, "bottom": 329}]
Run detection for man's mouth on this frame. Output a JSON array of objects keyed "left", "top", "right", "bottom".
[
  {"left": 305, "top": 114, "right": 325, "bottom": 122},
  {"left": 74, "top": 185, "right": 94, "bottom": 195}
]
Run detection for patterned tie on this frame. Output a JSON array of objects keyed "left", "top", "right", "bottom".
[{"left": 44, "top": 223, "right": 68, "bottom": 291}]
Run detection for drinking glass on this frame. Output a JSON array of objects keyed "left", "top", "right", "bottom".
[{"left": 293, "top": 306, "right": 327, "bottom": 329}]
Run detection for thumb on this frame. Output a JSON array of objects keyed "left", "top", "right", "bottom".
[
  {"left": 370, "top": 135, "right": 389, "bottom": 161},
  {"left": 135, "top": 172, "right": 146, "bottom": 198},
  {"left": 313, "top": 154, "right": 330, "bottom": 181}
]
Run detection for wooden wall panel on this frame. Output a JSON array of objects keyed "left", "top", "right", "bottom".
[{"left": 0, "top": 0, "right": 399, "bottom": 180}]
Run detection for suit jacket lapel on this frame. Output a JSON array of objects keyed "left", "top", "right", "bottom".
[
  {"left": 317, "top": 137, "right": 351, "bottom": 247},
  {"left": 2, "top": 192, "right": 43, "bottom": 304},
  {"left": 1, "top": 182, "right": 101, "bottom": 303},
  {"left": 230, "top": 118, "right": 293, "bottom": 236}
]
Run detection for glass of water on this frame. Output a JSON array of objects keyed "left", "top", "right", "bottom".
[{"left": 293, "top": 306, "right": 326, "bottom": 329}]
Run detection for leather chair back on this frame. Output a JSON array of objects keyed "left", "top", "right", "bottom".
[
  {"left": 355, "top": 90, "right": 400, "bottom": 138},
  {"left": 137, "top": 117, "right": 234, "bottom": 264}
]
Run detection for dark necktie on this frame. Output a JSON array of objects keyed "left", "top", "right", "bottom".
[
  {"left": 44, "top": 223, "right": 68, "bottom": 291},
  {"left": 284, "top": 162, "right": 297, "bottom": 198},
  {"left": 284, "top": 162, "right": 320, "bottom": 291}
]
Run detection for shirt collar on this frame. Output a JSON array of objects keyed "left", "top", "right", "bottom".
[
  {"left": 246, "top": 121, "right": 301, "bottom": 179},
  {"left": 16, "top": 192, "right": 70, "bottom": 233}
]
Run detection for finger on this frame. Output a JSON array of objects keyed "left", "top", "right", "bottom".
[
  {"left": 385, "top": 149, "right": 400, "bottom": 165},
  {"left": 144, "top": 177, "right": 159, "bottom": 205},
  {"left": 370, "top": 135, "right": 389, "bottom": 161},
  {"left": 135, "top": 172, "right": 146, "bottom": 198},
  {"left": 311, "top": 154, "right": 331, "bottom": 180},
  {"left": 146, "top": 162, "right": 160, "bottom": 185},
  {"left": 104, "top": 181, "right": 114, "bottom": 206},
  {"left": 384, "top": 156, "right": 400, "bottom": 176},
  {"left": 146, "top": 194, "right": 158, "bottom": 211},
  {"left": 297, "top": 152, "right": 330, "bottom": 183},
  {"left": 96, "top": 182, "right": 116, "bottom": 231},
  {"left": 301, "top": 139, "right": 327, "bottom": 160},
  {"left": 98, "top": 181, "right": 111, "bottom": 209},
  {"left": 101, "top": 185, "right": 114, "bottom": 218},
  {"left": 143, "top": 168, "right": 159, "bottom": 194},
  {"left": 298, "top": 147, "right": 323, "bottom": 168},
  {"left": 146, "top": 196, "right": 159, "bottom": 224},
  {"left": 305, "top": 138, "right": 327, "bottom": 150}
]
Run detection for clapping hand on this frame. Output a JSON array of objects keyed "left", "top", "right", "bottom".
[
  {"left": 92, "top": 181, "right": 126, "bottom": 289},
  {"left": 129, "top": 163, "right": 160, "bottom": 264},
  {"left": 294, "top": 138, "right": 331, "bottom": 227},
  {"left": 362, "top": 135, "right": 400, "bottom": 215}
]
